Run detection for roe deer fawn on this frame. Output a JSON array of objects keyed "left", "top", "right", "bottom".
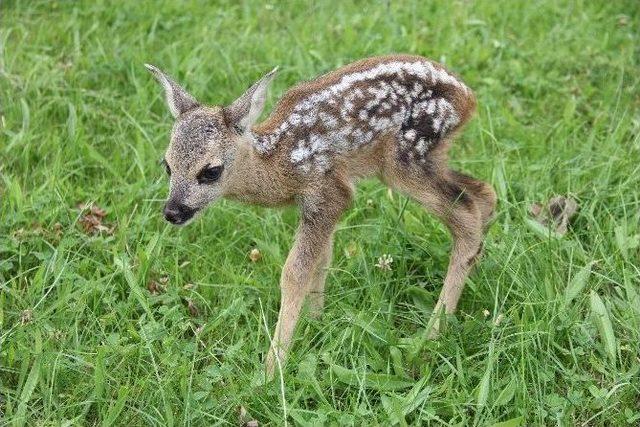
[{"left": 145, "top": 54, "right": 497, "bottom": 378}]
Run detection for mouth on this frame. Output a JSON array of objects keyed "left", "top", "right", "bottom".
[{"left": 167, "top": 217, "right": 191, "bottom": 226}]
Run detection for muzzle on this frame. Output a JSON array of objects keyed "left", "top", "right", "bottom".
[{"left": 163, "top": 200, "right": 196, "bottom": 225}]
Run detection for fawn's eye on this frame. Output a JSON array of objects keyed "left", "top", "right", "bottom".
[
  {"left": 162, "top": 159, "right": 171, "bottom": 176},
  {"left": 197, "top": 164, "right": 223, "bottom": 184}
]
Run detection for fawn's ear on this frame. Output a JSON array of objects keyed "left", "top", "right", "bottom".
[
  {"left": 224, "top": 67, "right": 278, "bottom": 132},
  {"left": 145, "top": 64, "right": 199, "bottom": 118}
]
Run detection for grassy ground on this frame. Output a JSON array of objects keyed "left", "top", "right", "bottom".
[{"left": 1, "top": 0, "right": 639, "bottom": 425}]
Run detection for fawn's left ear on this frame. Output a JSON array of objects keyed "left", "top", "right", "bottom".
[
  {"left": 145, "top": 64, "right": 200, "bottom": 118},
  {"left": 224, "top": 67, "right": 278, "bottom": 133}
]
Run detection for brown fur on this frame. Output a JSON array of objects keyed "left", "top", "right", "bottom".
[
  {"left": 257, "top": 55, "right": 475, "bottom": 136},
  {"left": 145, "top": 55, "right": 497, "bottom": 379}
]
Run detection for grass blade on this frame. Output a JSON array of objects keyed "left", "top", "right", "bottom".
[
  {"left": 589, "top": 291, "right": 617, "bottom": 365},
  {"left": 477, "top": 339, "right": 495, "bottom": 408},
  {"left": 564, "top": 261, "right": 594, "bottom": 305},
  {"left": 102, "top": 386, "right": 130, "bottom": 427},
  {"left": 330, "top": 364, "right": 413, "bottom": 391},
  {"left": 489, "top": 416, "right": 524, "bottom": 427},
  {"left": 14, "top": 355, "right": 41, "bottom": 427}
]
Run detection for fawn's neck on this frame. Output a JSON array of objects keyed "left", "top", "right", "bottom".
[{"left": 223, "top": 136, "right": 297, "bottom": 207}]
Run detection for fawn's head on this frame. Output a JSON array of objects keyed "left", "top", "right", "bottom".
[{"left": 145, "top": 64, "right": 277, "bottom": 225}]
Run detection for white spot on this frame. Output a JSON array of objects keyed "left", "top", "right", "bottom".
[
  {"left": 426, "top": 99, "right": 437, "bottom": 114},
  {"left": 364, "top": 99, "right": 378, "bottom": 110},
  {"left": 319, "top": 111, "right": 338, "bottom": 128},
  {"left": 367, "top": 86, "right": 386, "bottom": 98},
  {"left": 299, "top": 162, "right": 311, "bottom": 173},
  {"left": 416, "top": 138, "right": 428, "bottom": 154},
  {"left": 410, "top": 82, "right": 422, "bottom": 97},
  {"left": 371, "top": 117, "right": 392, "bottom": 131},
  {"left": 433, "top": 118, "right": 442, "bottom": 133},
  {"left": 352, "top": 128, "right": 366, "bottom": 145},
  {"left": 344, "top": 100, "right": 354, "bottom": 112},
  {"left": 309, "top": 133, "right": 326, "bottom": 153},
  {"left": 289, "top": 113, "right": 301, "bottom": 125},
  {"left": 291, "top": 143, "right": 311, "bottom": 163},
  {"left": 404, "top": 129, "right": 416, "bottom": 140},
  {"left": 302, "top": 113, "right": 317, "bottom": 126}
]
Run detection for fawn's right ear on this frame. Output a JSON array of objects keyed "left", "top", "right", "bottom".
[{"left": 145, "top": 64, "right": 200, "bottom": 118}]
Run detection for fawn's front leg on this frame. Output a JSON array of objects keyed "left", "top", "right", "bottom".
[
  {"left": 306, "top": 242, "right": 333, "bottom": 319},
  {"left": 265, "top": 183, "right": 351, "bottom": 378}
]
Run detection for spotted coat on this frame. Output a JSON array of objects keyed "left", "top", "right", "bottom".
[{"left": 252, "top": 55, "right": 476, "bottom": 173}]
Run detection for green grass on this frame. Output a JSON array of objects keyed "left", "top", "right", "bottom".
[{"left": 1, "top": 0, "right": 639, "bottom": 425}]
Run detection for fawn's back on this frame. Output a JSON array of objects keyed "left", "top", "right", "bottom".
[{"left": 254, "top": 54, "right": 476, "bottom": 177}]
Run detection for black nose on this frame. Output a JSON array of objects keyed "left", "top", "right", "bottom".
[{"left": 163, "top": 201, "right": 195, "bottom": 225}]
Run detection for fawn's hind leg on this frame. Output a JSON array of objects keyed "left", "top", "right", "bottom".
[
  {"left": 387, "top": 166, "right": 492, "bottom": 335},
  {"left": 449, "top": 170, "right": 497, "bottom": 229}
]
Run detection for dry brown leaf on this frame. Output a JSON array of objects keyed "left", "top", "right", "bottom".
[
  {"left": 77, "top": 203, "right": 115, "bottom": 235},
  {"left": 147, "top": 280, "right": 159, "bottom": 294},
  {"left": 185, "top": 299, "right": 199, "bottom": 317},
  {"left": 90, "top": 205, "right": 106, "bottom": 218},
  {"left": 249, "top": 248, "right": 262, "bottom": 263},
  {"left": 76, "top": 203, "right": 107, "bottom": 218},
  {"left": 529, "top": 196, "right": 578, "bottom": 236},
  {"left": 147, "top": 279, "right": 166, "bottom": 295},
  {"left": 50, "top": 329, "right": 65, "bottom": 341},
  {"left": 239, "top": 406, "right": 248, "bottom": 421},
  {"left": 12, "top": 228, "right": 26, "bottom": 239},
  {"left": 20, "top": 309, "right": 33, "bottom": 325},
  {"left": 617, "top": 14, "right": 629, "bottom": 27},
  {"left": 29, "top": 222, "right": 45, "bottom": 235},
  {"left": 239, "top": 406, "right": 258, "bottom": 427}
]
